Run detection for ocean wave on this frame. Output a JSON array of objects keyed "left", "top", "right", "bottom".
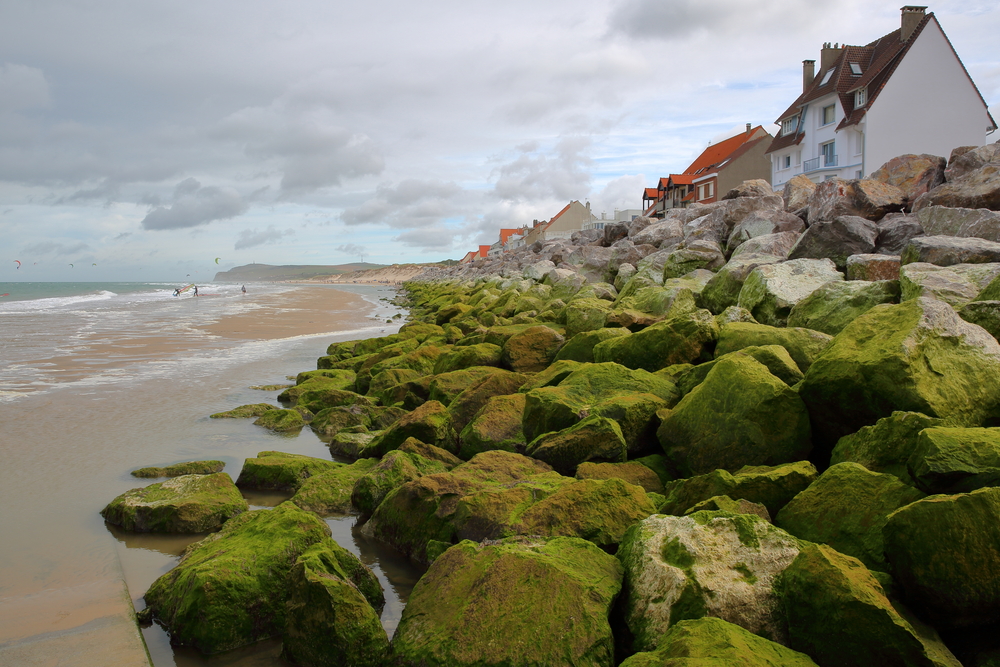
[{"left": 0, "top": 290, "right": 120, "bottom": 312}]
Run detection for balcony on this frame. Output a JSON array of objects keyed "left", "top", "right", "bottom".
[{"left": 803, "top": 154, "right": 839, "bottom": 173}]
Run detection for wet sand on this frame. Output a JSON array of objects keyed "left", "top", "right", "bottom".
[{"left": 0, "top": 284, "right": 407, "bottom": 666}]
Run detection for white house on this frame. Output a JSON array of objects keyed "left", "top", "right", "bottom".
[{"left": 767, "top": 6, "right": 996, "bottom": 188}]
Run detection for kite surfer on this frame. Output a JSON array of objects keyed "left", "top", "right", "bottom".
[{"left": 172, "top": 288, "right": 180, "bottom": 296}]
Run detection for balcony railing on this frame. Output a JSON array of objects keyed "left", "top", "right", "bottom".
[{"left": 803, "top": 154, "right": 839, "bottom": 172}]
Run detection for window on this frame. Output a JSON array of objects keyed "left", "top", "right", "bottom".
[
  {"left": 821, "top": 141, "right": 836, "bottom": 167},
  {"left": 697, "top": 183, "right": 714, "bottom": 201},
  {"left": 855, "top": 87, "right": 867, "bottom": 108},
  {"left": 819, "top": 67, "right": 835, "bottom": 85},
  {"left": 781, "top": 117, "right": 798, "bottom": 136},
  {"left": 783, "top": 155, "right": 791, "bottom": 169},
  {"left": 822, "top": 105, "right": 835, "bottom": 126},
  {"left": 849, "top": 62, "right": 862, "bottom": 76}
]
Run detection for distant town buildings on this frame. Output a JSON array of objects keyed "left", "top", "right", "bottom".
[{"left": 766, "top": 6, "right": 997, "bottom": 188}]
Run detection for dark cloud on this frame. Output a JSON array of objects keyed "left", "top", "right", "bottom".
[
  {"left": 341, "top": 179, "right": 467, "bottom": 228},
  {"left": 492, "top": 137, "right": 592, "bottom": 203},
  {"left": 234, "top": 225, "right": 295, "bottom": 250},
  {"left": 0, "top": 63, "right": 50, "bottom": 111},
  {"left": 140, "top": 178, "right": 248, "bottom": 230}
]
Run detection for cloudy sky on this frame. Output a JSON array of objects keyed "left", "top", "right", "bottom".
[{"left": 2, "top": 0, "right": 998, "bottom": 281}]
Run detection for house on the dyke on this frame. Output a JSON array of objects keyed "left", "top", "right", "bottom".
[
  {"left": 767, "top": 6, "right": 997, "bottom": 189},
  {"left": 583, "top": 208, "right": 643, "bottom": 231},
  {"left": 643, "top": 125, "right": 772, "bottom": 216}
]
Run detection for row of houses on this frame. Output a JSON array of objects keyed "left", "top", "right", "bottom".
[{"left": 462, "top": 6, "right": 996, "bottom": 259}]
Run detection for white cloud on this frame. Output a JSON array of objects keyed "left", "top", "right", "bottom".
[
  {"left": 141, "top": 178, "right": 248, "bottom": 230},
  {"left": 234, "top": 225, "right": 295, "bottom": 250}
]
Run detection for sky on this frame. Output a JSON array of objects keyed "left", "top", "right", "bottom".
[{"left": 1, "top": 0, "right": 998, "bottom": 282}]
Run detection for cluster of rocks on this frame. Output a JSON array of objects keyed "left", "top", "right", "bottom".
[{"left": 100, "top": 142, "right": 1000, "bottom": 667}]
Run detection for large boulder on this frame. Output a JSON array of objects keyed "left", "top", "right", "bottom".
[
  {"left": 658, "top": 460, "right": 817, "bottom": 517},
  {"left": 555, "top": 328, "right": 631, "bottom": 363},
  {"left": 846, "top": 253, "right": 901, "bottom": 281},
  {"left": 737, "top": 258, "right": 843, "bottom": 327},
  {"left": 575, "top": 461, "right": 665, "bottom": 494},
  {"left": 783, "top": 174, "right": 816, "bottom": 212},
  {"left": 254, "top": 408, "right": 306, "bottom": 432},
  {"left": 723, "top": 179, "right": 774, "bottom": 199},
  {"left": 869, "top": 154, "right": 947, "bottom": 208},
  {"left": 593, "top": 309, "right": 718, "bottom": 372},
  {"left": 913, "top": 163, "right": 1000, "bottom": 212},
  {"left": 958, "top": 300, "right": 1000, "bottom": 341},
  {"left": 714, "top": 321, "right": 833, "bottom": 373},
  {"left": 798, "top": 298, "right": 1000, "bottom": 452},
  {"left": 391, "top": 537, "right": 622, "bottom": 667},
  {"left": 901, "top": 236, "right": 1000, "bottom": 267},
  {"left": 776, "top": 543, "right": 962, "bottom": 667},
  {"left": 916, "top": 206, "right": 1000, "bottom": 243},
  {"left": 884, "top": 486, "right": 1000, "bottom": 629},
  {"left": 431, "top": 343, "right": 502, "bottom": 374},
  {"left": 363, "top": 400, "right": 458, "bottom": 457},
  {"left": 786, "top": 279, "right": 901, "bottom": 335},
  {"left": 525, "top": 415, "right": 627, "bottom": 474},
  {"left": 657, "top": 355, "right": 812, "bottom": 477},
  {"left": 808, "top": 178, "right": 905, "bottom": 223},
  {"left": 830, "top": 411, "right": 944, "bottom": 485},
  {"left": 143, "top": 502, "right": 333, "bottom": 653},
  {"left": 236, "top": 451, "right": 339, "bottom": 492},
  {"left": 729, "top": 231, "right": 801, "bottom": 260},
  {"left": 563, "top": 298, "right": 615, "bottom": 338},
  {"left": 282, "top": 541, "right": 388, "bottom": 667},
  {"left": 661, "top": 241, "right": 726, "bottom": 278},
  {"left": 617, "top": 511, "right": 801, "bottom": 652},
  {"left": 677, "top": 345, "right": 804, "bottom": 393},
  {"left": 876, "top": 213, "right": 926, "bottom": 254},
  {"left": 788, "top": 216, "right": 879, "bottom": 268},
  {"left": 631, "top": 218, "right": 684, "bottom": 248},
  {"left": 775, "top": 462, "right": 925, "bottom": 572},
  {"left": 101, "top": 473, "right": 247, "bottom": 533},
  {"left": 446, "top": 369, "right": 528, "bottom": 432},
  {"left": 944, "top": 140, "right": 1000, "bottom": 182},
  {"left": 899, "top": 262, "right": 1000, "bottom": 308},
  {"left": 727, "top": 209, "right": 804, "bottom": 253},
  {"left": 501, "top": 325, "right": 565, "bottom": 373},
  {"left": 905, "top": 427, "right": 1000, "bottom": 494},
  {"left": 620, "top": 617, "right": 818, "bottom": 667},
  {"left": 458, "top": 393, "right": 527, "bottom": 458},
  {"left": 291, "top": 459, "right": 379, "bottom": 515},
  {"left": 350, "top": 446, "right": 453, "bottom": 516},
  {"left": 700, "top": 254, "right": 784, "bottom": 314}
]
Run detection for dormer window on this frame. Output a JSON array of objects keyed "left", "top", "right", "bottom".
[
  {"left": 781, "top": 117, "right": 798, "bottom": 136},
  {"left": 849, "top": 62, "right": 863, "bottom": 76},
  {"left": 819, "top": 67, "right": 835, "bottom": 85},
  {"left": 855, "top": 87, "right": 867, "bottom": 108}
]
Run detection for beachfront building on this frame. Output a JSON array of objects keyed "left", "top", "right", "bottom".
[
  {"left": 767, "top": 6, "right": 997, "bottom": 189},
  {"left": 583, "top": 209, "right": 643, "bottom": 231},
  {"left": 643, "top": 125, "right": 772, "bottom": 216}
]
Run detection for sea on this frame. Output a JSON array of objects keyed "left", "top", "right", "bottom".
[{"left": 0, "top": 281, "right": 423, "bottom": 666}]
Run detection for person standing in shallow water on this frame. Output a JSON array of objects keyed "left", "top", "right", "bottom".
[
  {"left": 241, "top": 285, "right": 246, "bottom": 294},
  {"left": 193, "top": 286, "right": 199, "bottom": 297}
]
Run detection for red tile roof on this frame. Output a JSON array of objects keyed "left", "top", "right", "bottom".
[
  {"left": 669, "top": 173, "right": 695, "bottom": 185},
  {"left": 643, "top": 188, "right": 660, "bottom": 200}
]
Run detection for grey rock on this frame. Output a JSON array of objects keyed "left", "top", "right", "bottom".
[
  {"left": 876, "top": 213, "right": 925, "bottom": 254},
  {"left": 737, "top": 258, "right": 844, "bottom": 327},
  {"left": 730, "top": 231, "right": 800, "bottom": 260},
  {"left": 631, "top": 218, "right": 684, "bottom": 248},
  {"left": 901, "top": 235, "right": 1000, "bottom": 267},
  {"left": 570, "top": 228, "right": 603, "bottom": 246},
  {"left": 944, "top": 139, "right": 1000, "bottom": 182},
  {"left": 900, "top": 262, "right": 1000, "bottom": 308},
  {"left": 808, "top": 178, "right": 905, "bottom": 224},
  {"left": 701, "top": 254, "right": 784, "bottom": 315},
  {"left": 603, "top": 221, "right": 630, "bottom": 246},
  {"left": 914, "top": 162, "right": 1000, "bottom": 212},
  {"left": 869, "top": 154, "right": 947, "bottom": 208},
  {"left": 788, "top": 216, "right": 879, "bottom": 268},
  {"left": 727, "top": 209, "right": 805, "bottom": 254},
  {"left": 662, "top": 240, "right": 726, "bottom": 279},
  {"left": 783, "top": 175, "right": 816, "bottom": 213},
  {"left": 723, "top": 179, "right": 774, "bottom": 199},
  {"left": 916, "top": 206, "right": 1000, "bottom": 242}
]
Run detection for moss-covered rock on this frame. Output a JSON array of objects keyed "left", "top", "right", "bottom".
[
  {"left": 775, "top": 462, "right": 925, "bottom": 571},
  {"left": 676, "top": 345, "right": 803, "bottom": 395},
  {"left": 883, "top": 487, "right": 1000, "bottom": 628},
  {"left": 786, "top": 279, "right": 901, "bottom": 335},
  {"left": 906, "top": 427, "right": 1000, "bottom": 494},
  {"left": 700, "top": 255, "right": 785, "bottom": 315},
  {"left": 684, "top": 495, "right": 771, "bottom": 521},
  {"left": 617, "top": 511, "right": 802, "bottom": 652},
  {"left": 143, "top": 502, "right": 333, "bottom": 653},
  {"left": 253, "top": 408, "right": 306, "bottom": 432},
  {"left": 363, "top": 400, "right": 458, "bottom": 457},
  {"left": 297, "top": 387, "right": 373, "bottom": 414},
  {"left": 829, "top": 411, "right": 944, "bottom": 485},
  {"left": 620, "top": 617, "right": 819, "bottom": 667},
  {"left": 575, "top": 461, "right": 665, "bottom": 494},
  {"left": 329, "top": 430, "right": 380, "bottom": 460},
  {"left": 210, "top": 403, "right": 276, "bottom": 419},
  {"left": 458, "top": 393, "right": 527, "bottom": 459},
  {"left": 290, "top": 459, "right": 379, "bottom": 515},
  {"left": 593, "top": 309, "right": 719, "bottom": 372},
  {"left": 131, "top": 460, "right": 225, "bottom": 478},
  {"left": 283, "top": 541, "right": 388, "bottom": 667},
  {"left": 958, "top": 301, "right": 1000, "bottom": 341},
  {"left": 426, "top": 367, "right": 506, "bottom": 407},
  {"left": 564, "top": 297, "right": 616, "bottom": 338},
  {"left": 101, "top": 473, "right": 248, "bottom": 533},
  {"left": 798, "top": 297, "right": 1000, "bottom": 453},
  {"left": 391, "top": 536, "right": 622, "bottom": 667},
  {"left": 525, "top": 415, "right": 627, "bottom": 475},
  {"left": 236, "top": 451, "right": 340, "bottom": 492},
  {"left": 659, "top": 461, "right": 817, "bottom": 517},
  {"left": 554, "top": 328, "right": 631, "bottom": 363},
  {"left": 714, "top": 321, "right": 832, "bottom": 373},
  {"left": 445, "top": 369, "right": 528, "bottom": 432},
  {"left": 737, "top": 258, "right": 843, "bottom": 327},
  {"left": 431, "top": 343, "right": 503, "bottom": 375},
  {"left": 309, "top": 404, "right": 375, "bottom": 436},
  {"left": 776, "top": 543, "right": 961, "bottom": 667},
  {"left": 350, "top": 446, "right": 452, "bottom": 516},
  {"left": 657, "top": 355, "right": 812, "bottom": 477},
  {"left": 279, "top": 371, "right": 357, "bottom": 402},
  {"left": 501, "top": 325, "right": 565, "bottom": 372}
]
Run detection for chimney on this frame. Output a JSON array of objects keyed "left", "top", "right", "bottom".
[
  {"left": 900, "top": 6, "right": 926, "bottom": 42},
  {"left": 803, "top": 59, "right": 815, "bottom": 92},
  {"left": 820, "top": 42, "right": 842, "bottom": 73},
  {"left": 746, "top": 123, "right": 752, "bottom": 135}
]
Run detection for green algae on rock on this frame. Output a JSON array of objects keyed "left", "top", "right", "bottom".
[
  {"left": 775, "top": 462, "right": 925, "bottom": 572},
  {"left": 458, "top": 393, "right": 527, "bottom": 459},
  {"left": 102, "top": 473, "right": 248, "bottom": 533},
  {"left": 684, "top": 494, "right": 771, "bottom": 521},
  {"left": 575, "top": 461, "right": 665, "bottom": 494},
  {"left": 617, "top": 511, "right": 802, "bottom": 652},
  {"left": 144, "top": 502, "right": 333, "bottom": 653},
  {"left": 714, "top": 321, "right": 833, "bottom": 373},
  {"left": 501, "top": 324, "right": 565, "bottom": 372},
  {"left": 362, "top": 399, "right": 458, "bottom": 457},
  {"left": 620, "top": 617, "right": 819, "bottom": 667},
  {"left": 658, "top": 461, "right": 817, "bottom": 517},
  {"left": 390, "top": 536, "right": 622, "bottom": 667},
  {"left": 131, "top": 460, "right": 225, "bottom": 478},
  {"left": 829, "top": 411, "right": 943, "bottom": 485},
  {"left": 798, "top": 297, "right": 1000, "bottom": 453},
  {"left": 431, "top": 343, "right": 503, "bottom": 374},
  {"left": 786, "top": 279, "right": 901, "bottom": 335},
  {"left": 210, "top": 403, "right": 276, "bottom": 419},
  {"left": 282, "top": 541, "right": 388, "bottom": 667},
  {"left": 525, "top": 415, "right": 628, "bottom": 474},
  {"left": 350, "top": 446, "right": 452, "bottom": 516},
  {"left": 290, "top": 458, "right": 379, "bottom": 515},
  {"left": 905, "top": 426, "right": 1000, "bottom": 494},
  {"left": 445, "top": 369, "right": 528, "bottom": 432},
  {"left": 593, "top": 309, "right": 719, "bottom": 372},
  {"left": 253, "top": 408, "right": 306, "bottom": 432},
  {"left": 554, "top": 327, "right": 631, "bottom": 363},
  {"left": 776, "top": 543, "right": 962, "bottom": 667},
  {"left": 657, "top": 355, "right": 812, "bottom": 477},
  {"left": 883, "top": 486, "right": 1000, "bottom": 629},
  {"left": 236, "top": 451, "right": 340, "bottom": 492}
]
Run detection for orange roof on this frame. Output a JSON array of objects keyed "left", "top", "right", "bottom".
[
  {"left": 478, "top": 245, "right": 491, "bottom": 257},
  {"left": 669, "top": 173, "right": 695, "bottom": 185},
  {"left": 684, "top": 128, "right": 767, "bottom": 176},
  {"left": 682, "top": 191, "right": 696, "bottom": 202},
  {"left": 643, "top": 188, "right": 660, "bottom": 200},
  {"left": 498, "top": 228, "right": 521, "bottom": 244}
]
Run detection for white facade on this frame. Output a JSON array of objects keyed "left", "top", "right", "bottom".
[
  {"left": 583, "top": 208, "right": 643, "bottom": 230},
  {"left": 771, "top": 94, "right": 866, "bottom": 188},
  {"left": 863, "top": 19, "right": 995, "bottom": 174}
]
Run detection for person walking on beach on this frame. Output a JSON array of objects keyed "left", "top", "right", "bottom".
[
  {"left": 241, "top": 284, "right": 246, "bottom": 294},
  {"left": 193, "top": 285, "right": 199, "bottom": 297}
]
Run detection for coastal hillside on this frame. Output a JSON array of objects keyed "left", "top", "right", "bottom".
[
  {"left": 319, "top": 263, "right": 438, "bottom": 284},
  {"left": 213, "top": 262, "right": 385, "bottom": 282},
  {"left": 110, "top": 142, "right": 1000, "bottom": 667}
]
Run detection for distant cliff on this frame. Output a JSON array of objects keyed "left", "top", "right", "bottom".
[{"left": 213, "top": 263, "right": 385, "bottom": 282}]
